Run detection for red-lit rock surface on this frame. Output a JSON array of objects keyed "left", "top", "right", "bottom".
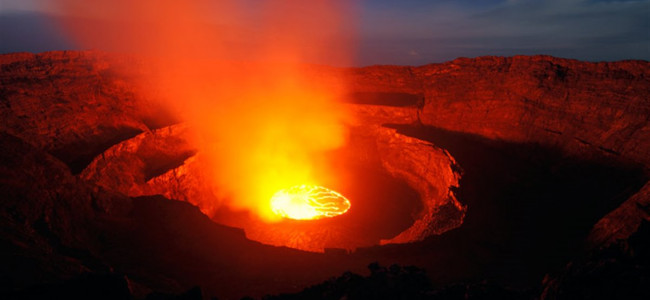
[
  {"left": 79, "top": 123, "right": 209, "bottom": 211},
  {"left": 0, "top": 51, "right": 176, "bottom": 173},
  {"left": 1, "top": 51, "right": 649, "bottom": 298},
  {"left": 587, "top": 181, "right": 650, "bottom": 247},
  {"left": 77, "top": 121, "right": 465, "bottom": 252},
  {"left": 372, "top": 126, "right": 464, "bottom": 244},
  {"left": 344, "top": 56, "right": 650, "bottom": 167},
  {"left": 338, "top": 56, "right": 650, "bottom": 249},
  {"left": 240, "top": 125, "right": 465, "bottom": 251}
]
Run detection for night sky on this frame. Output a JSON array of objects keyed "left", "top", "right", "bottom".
[{"left": 1, "top": 0, "right": 648, "bottom": 66}]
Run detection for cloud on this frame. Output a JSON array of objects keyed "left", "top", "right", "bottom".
[
  {"left": 357, "top": 0, "right": 650, "bottom": 65},
  {"left": 0, "top": 12, "right": 74, "bottom": 53},
  {"left": 1, "top": 0, "right": 648, "bottom": 65}
]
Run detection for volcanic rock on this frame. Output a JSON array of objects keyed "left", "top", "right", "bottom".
[
  {"left": 356, "top": 125, "right": 465, "bottom": 245},
  {"left": 2, "top": 51, "right": 649, "bottom": 299},
  {"left": 0, "top": 51, "right": 173, "bottom": 174},
  {"left": 79, "top": 123, "right": 211, "bottom": 212},
  {"left": 338, "top": 56, "right": 650, "bottom": 255},
  {"left": 77, "top": 121, "right": 465, "bottom": 251},
  {"left": 588, "top": 181, "right": 650, "bottom": 247},
  {"left": 0, "top": 131, "right": 357, "bottom": 299},
  {"left": 0, "top": 131, "right": 131, "bottom": 292},
  {"left": 343, "top": 56, "right": 650, "bottom": 167},
  {"left": 541, "top": 221, "right": 650, "bottom": 300}
]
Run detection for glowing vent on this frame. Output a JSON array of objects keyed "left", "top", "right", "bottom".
[{"left": 270, "top": 185, "right": 351, "bottom": 220}]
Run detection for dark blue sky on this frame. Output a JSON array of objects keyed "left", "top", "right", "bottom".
[{"left": 1, "top": 0, "right": 648, "bottom": 66}]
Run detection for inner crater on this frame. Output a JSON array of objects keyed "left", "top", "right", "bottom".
[
  {"left": 223, "top": 159, "right": 424, "bottom": 252},
  {"left": 82, "top": 123, "right": 465, "bottom": 252}
]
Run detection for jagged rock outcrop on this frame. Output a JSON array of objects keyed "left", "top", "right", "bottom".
[
  {"left": 588, "top": 181, "right": 650, "bottom": 247},
  {"left": 372, "top": 126, "right": 464, "bottom": 244},
  {"left": 79, "top": 123, "right": 211, "bottom": 211},
  {"left": 541, "top": 221, "right": 650, "bottom": 300}
]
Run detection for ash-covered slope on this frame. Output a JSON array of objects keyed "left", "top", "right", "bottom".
[{"left": 1, "top": 51, "right": 648, "bottom": 299}]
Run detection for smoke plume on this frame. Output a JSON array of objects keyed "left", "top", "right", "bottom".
[{"left": 54, "top": 0, "right": 358, "bottom": 221}]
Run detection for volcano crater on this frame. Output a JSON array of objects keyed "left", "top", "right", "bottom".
[{"left": 80, "top": 122, "right": 465, "bottom": 252}]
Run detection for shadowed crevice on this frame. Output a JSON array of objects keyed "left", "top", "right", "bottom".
[
  {"left": 50, "top": 126, "right": 143, "bottom": 174},
  {"left": 344, "top": 92, "right": 424, "bottom": 107}
]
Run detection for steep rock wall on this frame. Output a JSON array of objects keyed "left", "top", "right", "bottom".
[
  {"left": 340, "top": 56, "right": 650, "bottom": 248},
  {"left": 342, "top": 56, "right": 650, "bottom": 169},
  {"left": 2, "top": 51, "right": 648, "bottom": 250}
]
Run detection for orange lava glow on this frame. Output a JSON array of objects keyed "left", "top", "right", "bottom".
[
  {"left": 52, "top": 0, "right": 356, "bottom": 222},
  {"left": 270, "top": 185, "right": 351, "bottom": 220},
  {"left": 53, "top": 0, "right": 358, "bottom": 223}
]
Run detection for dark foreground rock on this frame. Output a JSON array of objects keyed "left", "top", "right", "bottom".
[
  {"left": 541, "top": 221, "right": 650, "bottom": 300},
  {"left": 262, "top": 263, "right": 531, "bottom": 300}
]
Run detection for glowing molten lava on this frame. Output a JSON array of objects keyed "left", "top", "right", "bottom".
[{"left": 270, "top": 185, "right": 351, "bottom": 220}]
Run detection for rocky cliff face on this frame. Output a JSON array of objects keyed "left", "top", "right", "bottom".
[
  {"left": 372, "top": 126, "right": 464, "bottom": 244},
  {"left": 337, "top": 56, "right": 650, "bottom": 250},
  {"left": 1, "top": 51, "right": 648, "bottom": 298},
  {"left": 0, "top": 51, "right": 176, "bottom": 174},
  {"left": 344, "top": 56, "right": 650, "bottom": 168}
]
